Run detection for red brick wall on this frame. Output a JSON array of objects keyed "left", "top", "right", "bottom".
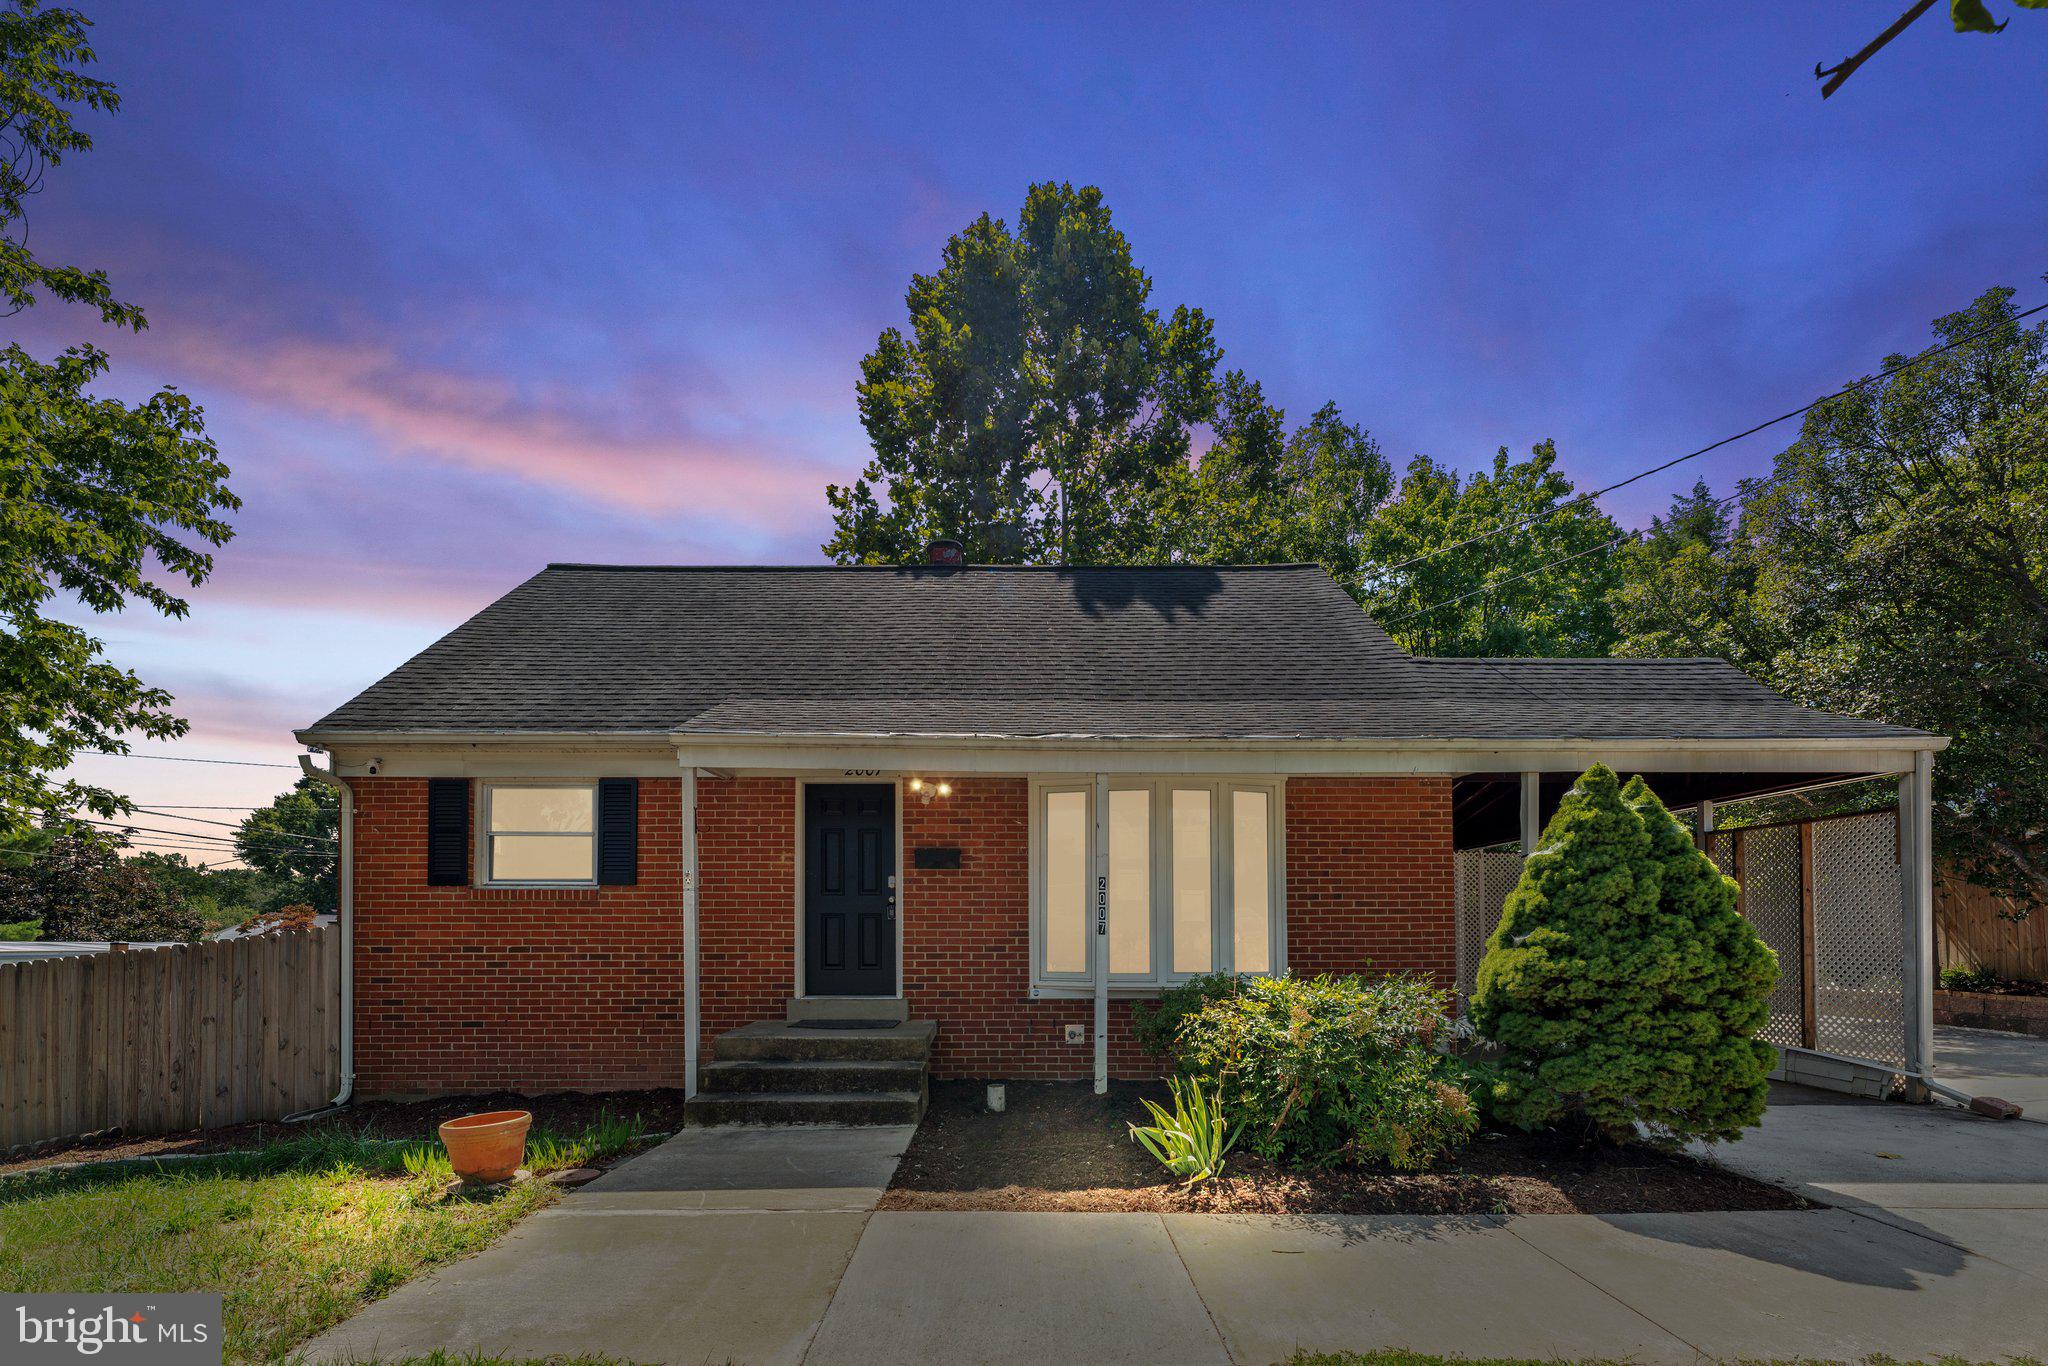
[
  {"left": 695, "top": 776, "right": 797, "bottom": 1048},
  {"left": 349, "top": 776, "right": 686, "bottom": 1097},
  {"left": 1284, "top": 777, "right": 1457, "bottom": 989},
  {"left": 900, "top": 776, "right": 1160, "bottom": 1078},
  {"left": 350, "top": 772, "right": 1456, "bottom": 1092}
]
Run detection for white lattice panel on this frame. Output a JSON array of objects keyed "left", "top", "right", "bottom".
[
  {"left": 1812, "top": 811, "right": 1907, "bottom": 1069},
  {"left": 1455, "top": 844, "right": 1524, "bottom": 1001},
  {"left": 1736, "top": 824, "right": 1807, "bottom": 1052}
]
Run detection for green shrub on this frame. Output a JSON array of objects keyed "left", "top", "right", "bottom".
[
  {"left": 1132, "top": 973, "right": 1247, "bottom": 1058},
  {"left": 1471, "top": 765, "right": 1778, "bottom": 1147},
  {"left": 1941, "top": 964, "right": 1997, "bottom": 993},
  {"left": 1172, "top": 972, "right": 1476, "bottom": 1170}
]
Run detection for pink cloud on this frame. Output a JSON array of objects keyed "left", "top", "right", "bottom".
[{"left": 165, "top": 326, "right": 848, "bottom": 520}]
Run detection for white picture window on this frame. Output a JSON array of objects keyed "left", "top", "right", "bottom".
[
  {"left": 482, "top": 783, "right": 596, "bottom": 885},
  {"left": 1030, "top": 778, "right": 1282, "bottom": 991}
]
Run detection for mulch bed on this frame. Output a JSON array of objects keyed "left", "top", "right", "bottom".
[
  {"left": 0, "top": 1088, "right": 692, "bottom": 1176},
  {"left": 877, "top": 1080, "right": 1809, "bottom": 1216}
]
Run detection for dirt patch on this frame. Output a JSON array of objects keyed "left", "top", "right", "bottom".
[
  {"left": 0, "top": 1088, "right": 692, "bottom": 1176},
  {"left": 877, "top": 1080, "right": 1809, "bottom": 1216}
]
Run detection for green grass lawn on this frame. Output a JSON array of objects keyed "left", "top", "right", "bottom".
[
  {"left": 0, "top": 1121, "right": 645, "bottom": 1365},
  {"left": 0, "top": 918, "right": 40, "bottom": 940}
]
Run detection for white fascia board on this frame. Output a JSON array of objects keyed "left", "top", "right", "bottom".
[
  {"left": 666, "top": 733, "right": 1944, "bottom": 777},
  {"left": 307, "top": 733, "right": 679, "bottom": 778},
  {"left": 304, "top": 728, "right": 1946, "bottom": 779}
]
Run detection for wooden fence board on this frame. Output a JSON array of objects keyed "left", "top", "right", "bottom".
[
  {"left": 0, "top": 927, "right": 342, "bottom": 1153},
  {"left": 1936, "top": 871, "right": 2046, "bottom": 981}
]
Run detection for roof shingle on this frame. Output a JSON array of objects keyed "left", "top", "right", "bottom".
[{"left": 301, "top": 563, "right": 1929, "bottom": 744}]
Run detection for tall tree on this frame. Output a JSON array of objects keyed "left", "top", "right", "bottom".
[
  {"left": 0, "top": 0, "right": 237, "bottom": 840},
  {"left": 826, "top": 182, "right": 1221, "bottom": 565},
  {"left": 1358, "top": 442, "right": 1623, "bottom": 657},
  {"left": 234, "top": 776, "right": 339, "bottom": 911},
  {"left": 1146, "top": 372, "right": 1394, "bottom": 579},
  {"left": 1615, "top": 287, "right": 2048, "bottom": 907}
]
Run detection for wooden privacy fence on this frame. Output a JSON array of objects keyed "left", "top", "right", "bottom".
[
  {"left": 1, "top": 927, "right": 339, "bottom": 1153},
  {"left": 1936, "top": 871, "right": 2047, "bottom": 980}
]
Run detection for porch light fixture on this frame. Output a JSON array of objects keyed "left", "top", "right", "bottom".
[{"left": 909, "top": 777, "right": 953, "bottom": 805}]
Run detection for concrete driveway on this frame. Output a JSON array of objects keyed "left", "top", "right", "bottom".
[{"left": 308, "top": 1034, "right": 2048, "bottom": 1364}]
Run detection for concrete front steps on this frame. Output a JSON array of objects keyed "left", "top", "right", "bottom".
[{"left": 685, "top": 1007, "right": 934, "bottom": 1127}]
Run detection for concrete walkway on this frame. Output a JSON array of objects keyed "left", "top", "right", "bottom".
[
  {"left": 310, "top": 1064, "right": 2048, "bottom": 1363},
  {"left": 307, "top": 1125, "right": 916, "bottom": 1366}
]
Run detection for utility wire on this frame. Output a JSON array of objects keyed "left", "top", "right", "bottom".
[
  {"left": 1338, "top": 296, "right": 2048, "bottom": 589},
  {"left": 85, "top": 752, "right": 300, "bottom": 769},
  {"left": 125, "top": 807, "right": 334, "bottom": 842},
  {"left": 65, "top": 815, "right": 337, "bottom": 853}
]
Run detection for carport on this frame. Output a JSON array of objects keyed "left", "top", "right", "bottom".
[{"left": 1435, "top": 655, "right": 1948, "bottom": 1102}]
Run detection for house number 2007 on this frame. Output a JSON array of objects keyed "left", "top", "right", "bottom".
[{"left": 842, "top": 769, "right": 882, "bottom": 777}]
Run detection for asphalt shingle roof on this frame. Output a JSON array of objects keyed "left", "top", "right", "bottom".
[{"left": 302, "top": 563, "right": 1930, "bottom": 744}]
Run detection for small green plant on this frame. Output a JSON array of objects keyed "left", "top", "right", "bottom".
[
  {"left": 398, "top": 1143, "right": 454, "bottom": 1185},
  {"left": 1128, "top": 1075, "right": 1240, "bottom": 1186},
  {"left": 1940, "top": 964, "right": 1997, "bottom": 993}
]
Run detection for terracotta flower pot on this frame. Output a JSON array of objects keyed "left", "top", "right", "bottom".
[{"left": 438, "top": 1109, "right": 532, "bottom": 1184}]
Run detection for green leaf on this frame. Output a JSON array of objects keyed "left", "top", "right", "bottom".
[{"left": 1952, "top": 0, "right": 2009, "bottom": 31}]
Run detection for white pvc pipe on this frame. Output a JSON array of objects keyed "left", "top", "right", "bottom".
[{"left": 1519, "top": 771, "right": 1541, "bottom": 856}]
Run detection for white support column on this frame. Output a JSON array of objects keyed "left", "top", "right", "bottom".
[
  {"left": 1695, "top": 798, "right": 1715, "bottom": 852},
  {"left": 1520, "top": 772, "right": 1541, "bottom": 857},
  {"left": 682, "top": 767, "right": 702, "bottom": 1099},
  {"left": 1092, "top": 773, "right": 1110, "bottom": 1095},
  {"left": 1902, "top": 750, "right": 1937, "bottom": 1079}
]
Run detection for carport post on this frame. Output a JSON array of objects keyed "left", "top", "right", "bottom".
[
  {"left": 1092, "top": 773, "right": 1110, "bottom": 1095},
  {"left": 1901, "top": 749, "right": 1936, "bottom": 1079},
  {"left": 682, "top": 766, "right": 701, "bottom": 1099},
  {"left": 1519, "top": 772, "right": 1541, "bottom": 856},
  {"left": 1694, "top": 798, "right": 1715, "bottom": 851}
]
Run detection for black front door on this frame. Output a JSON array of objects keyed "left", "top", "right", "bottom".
[{"left": 804, "top": 784, "right": 896, "bottom": 996}]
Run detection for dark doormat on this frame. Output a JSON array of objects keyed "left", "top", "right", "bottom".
[{"left": 794, "top": 1019, "right": 899, "bottom": 1030}]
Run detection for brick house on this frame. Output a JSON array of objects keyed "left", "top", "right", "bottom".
[{"left": 297, "top": 548, "right": 1941, "bottom": 1116}]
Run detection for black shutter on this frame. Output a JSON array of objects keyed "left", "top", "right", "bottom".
[
  {"left": 426, "top": 778, "right": 470, "bottom": 886},
  {"left": 597, "top": 778, "right": 639, "bottom": 886}
]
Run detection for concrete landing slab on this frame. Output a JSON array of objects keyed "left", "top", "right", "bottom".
[
  {"left": 1706, "top": 1092, "right": 2048, "bottom": 1212},
  {"left": 1163, "top": 1212, "right": 1692, "bottom": 1364},
  {"left": 305, "top": 1208, "right": 867, "bottom": 1366},
  {"left": 804, "top": 1212, "right": 1230, "bottom": 1366},
  {"left": 575, "top": 1121, "right": 916, "bottom": 1211},
  {"left": 1510, "top": 1209, "right": 2048, "bottom": 1361},
  {"left": 1938, "top": 1024, "right": 2048, "bottom": 1116}
]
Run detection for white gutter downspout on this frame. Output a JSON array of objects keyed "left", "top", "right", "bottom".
[
  {"left": 288, "top": 753, "right": 354, "bottom": 1118},
  {"left": 1092, "top": 773, "right": 1110, "bottom": 1095}
]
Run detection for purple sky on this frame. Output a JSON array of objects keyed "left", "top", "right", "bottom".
[{"left": 26, "top": 2, "right": 2048, "bottom": 855}]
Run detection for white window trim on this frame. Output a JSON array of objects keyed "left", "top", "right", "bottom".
[
  {"left": 1028, "top": 775, "right": 1285, "bottom": 997},
  {"left": 476, "top": 779, "right": 600, "bottom": 888}
]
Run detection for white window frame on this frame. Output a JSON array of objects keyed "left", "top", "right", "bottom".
[
  {"left": 476, "top": 779, "right": 600, "bottom": 888},
  {"left": 1028, "top": 775, "right": 1285, "bottom": 996}
]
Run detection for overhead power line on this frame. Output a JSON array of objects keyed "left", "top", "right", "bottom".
[
  {"left": 124, "top": 807, "right": 334, "bottom": 843},
  {"left": 65, "top": 814, "right": 337, "bottom": 853},
  {"left": 87, "top": 752, "right": 300, "bottom": 769},
  {"left": 1340, "top": 295, "right": 2048, "bottom": 589}
]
